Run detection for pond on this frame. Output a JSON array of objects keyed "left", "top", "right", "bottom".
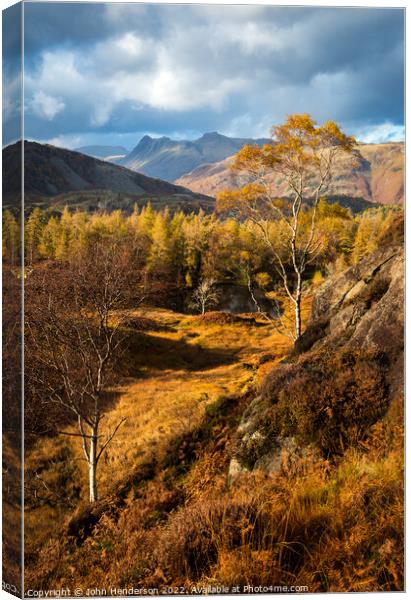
[{"left": 215, "top": 283, "right": 277, "bottom": 316}]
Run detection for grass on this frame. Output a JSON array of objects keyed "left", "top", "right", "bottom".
[
  {"left": 24, "top": 305, "right": 292, "bottom": 553},
  {"left": 25, "top": 396, "right": 403, "bottom": 593},
  {"left": 3, "top": 438, "right": 23, "bottom": 591},
  {"left": 24, "top": 294, "right": 403, "bottom": 593}
]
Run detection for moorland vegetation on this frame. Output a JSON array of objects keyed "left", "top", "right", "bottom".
[{"left": 2, "top": 115, "right": 404, "bottom": 592}]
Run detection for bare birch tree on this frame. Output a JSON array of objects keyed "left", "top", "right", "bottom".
[
  {"left": 26, "top": 241, "right": 144, "bottom": 503},
  {"left": 190, "top": 278, "right": 220, "bottom": 315},
  {"left": 217, "top": 114, "right": 357, "bottom": 340}
]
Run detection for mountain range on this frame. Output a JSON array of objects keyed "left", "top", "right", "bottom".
[
  {"left": 94, "top": 131, "right": 403, "bottom": 207},
  {"left": 175, "top": 141, "right": 404, "bottom": 206},
  {"left": 2, "top": 141, "right": 213, "bottom": 213},
  {"left": 3, "top": 135, "right": 404, "bottom": 214},
  {"left": 119, "top": 132, "right": 270, "bottom": 181}
]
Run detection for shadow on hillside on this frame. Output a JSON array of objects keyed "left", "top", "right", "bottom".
[
  {"left": 25, "top": 326, "right": 239, "bottom": 453},
  {"left": 120, "top": 330, "right": 240, "bottom": 376},
  {"left": 59, "top": 393, "right": 245, "bottom": 546}
]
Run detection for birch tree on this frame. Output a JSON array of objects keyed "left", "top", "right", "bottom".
[
  {"left": 190, "top": 278, "right": 220, "bottom": 315},
  {"left": 217, "top": 114, "right": 357, "bottom": 340},
  {"left": 26, "top": 241, "right": 144, "bottom": 503}
]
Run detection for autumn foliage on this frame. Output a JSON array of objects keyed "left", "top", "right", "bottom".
[{"left": 2, "top": 114, "right": 403, "bottom": 594}]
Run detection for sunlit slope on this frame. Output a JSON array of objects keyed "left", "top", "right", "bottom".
[
  {"left": 176, "top": 142, "right": 404, "bottom": 206},
  {"left": 24, "top": 306, "right": 295, "bottom": 557}
]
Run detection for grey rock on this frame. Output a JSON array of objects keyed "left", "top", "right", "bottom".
[{"left": 229, "top": 236, "right": 404, "bottom": 478}]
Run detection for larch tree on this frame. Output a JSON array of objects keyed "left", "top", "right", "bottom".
[
  {"left": 2, "top": 210, "right": 20, "bottom": 266},
  {"left": 217, "top": 113, "right": 357, "bottom": 341},
  {"left": 25, "top": 207, "right": 45, "bottom": 265},
  {"left": 148, "top": 209, "right": 173, "bottom": 273},
  {"left": 54, "top": 206, "right": 73, "bottom": 260}
]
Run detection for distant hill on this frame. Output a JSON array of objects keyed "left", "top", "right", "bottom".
[
  {"left": 120, "top": 132, "right": 270, "bottom": 181},
  {"left": 176, "top": 142, "right": 404, "bottom": 207},
  {"left": 2, "top": 141, "right": 214, "bottom": 213},
  {"left": 74, "top": 145, "right": 128, "bottom": 164}
]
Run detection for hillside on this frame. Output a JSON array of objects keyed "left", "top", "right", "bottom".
[
  {"left": 176, "top": 142, "right": 404, "bottom": 206},
  {"left": 120, "top": 132, "right": 270, "bottom": 181},
  {"left": 23, "top": 216, "right": 403, "bottom": 593},
  {"left": 2, "top": 141, "right": 214, "bottom": 212},
  {"left": 232, "top": 218, "right": 404, "bottom": 477}
]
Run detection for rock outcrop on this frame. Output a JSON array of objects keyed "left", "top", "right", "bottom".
[{"left": 230, "top": 217, "right": 404, "bottom": 478}]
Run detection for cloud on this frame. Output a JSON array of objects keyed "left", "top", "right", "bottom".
[
  {"left": 3, "top": 73, "right": 21, "bottom": 122},
  {"left": 3, "top": 3, "right": 403, "bottom": 147},
  {"left": 355, "top": 123, "right": 405, "bottom": 144},
  {"left": 29, "top": 91, "right": 66, "bottom": 121}
]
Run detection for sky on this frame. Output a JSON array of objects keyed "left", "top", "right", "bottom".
[{"left": 2, "top": 2, "right": 405, "bottom": 150}]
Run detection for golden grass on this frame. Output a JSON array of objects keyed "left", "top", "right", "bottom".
[
  {"left": 24, "top": 305, "right": 293, "bottom": 544},
  {"left": 3, "top": 437, "right": 23, "bottom": 589},
  {"left": 25, "top": 295, "right": 404, "bottom": 593},
  {"left": 23, "top": 300, "right": 403, "bottom": 592}
]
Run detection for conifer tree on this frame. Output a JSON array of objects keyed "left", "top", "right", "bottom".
[
  {"left": 55, "top": 206, "right": 72, "bottom": 261},
  {"left": 148, "top": 209, "right": 172, "bottom": 273},
  {"left": 25, "top": 208, "right": 45, "bottom": 265},
  {"left": 2, "top": 210, "right": 20, "bottom": 266},
  {"left": 39, "top": 216, "right": 60, "bottom": 259}
]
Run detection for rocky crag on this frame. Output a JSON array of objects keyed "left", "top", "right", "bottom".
[{"left": 230, "top": 216, "right": 404, "bottom": 477}]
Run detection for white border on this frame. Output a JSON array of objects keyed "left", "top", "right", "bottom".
[{"left": 0, "top": 2, "right": 407, "bottom": 600}]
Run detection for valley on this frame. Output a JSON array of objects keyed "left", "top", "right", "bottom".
[
  {"left": 1, "top": 0, "right": 405, "bottom": 592},
  {"left": 22, "top": 215, "right": 404, "bottom": 592},
  {"left": 2, "top": 115, "right": 404, "bottom": 594},
  {"left": 24, "top": 305, "right": 293, "bottom": 556}
]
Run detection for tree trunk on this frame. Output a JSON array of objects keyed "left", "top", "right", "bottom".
[
  {"left": 89, "top": 425, "right": 98, "bottom": 503},
  {"left": 294, "top": 276, "right": 302, "bottom": 340}
]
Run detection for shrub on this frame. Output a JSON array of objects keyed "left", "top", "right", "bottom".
[
  {"left": 260, "top": 349, "right": 389, "bottom": 457},
  {"left": 153, "top": 482, "right": 273, "bottom": 581}
]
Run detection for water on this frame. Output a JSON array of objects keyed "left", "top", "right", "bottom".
[{"left": 215, "top": 283, "right": 276, "bottom": 315}]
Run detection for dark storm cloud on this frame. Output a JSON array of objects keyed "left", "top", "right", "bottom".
[
  {"left": 23, "top": 2, "right": 164, "bottom": 61},
  {"left": 3, "top": 2, "right": 22, "bottom": 145},
  {"left": 3, "top": 3, "right": 404, "bottom": 147}
]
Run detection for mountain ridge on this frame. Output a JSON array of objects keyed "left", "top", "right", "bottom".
[
  {"left": 175, "top": 141, "right": 404, "bottom": 206},
  {"left": 2, "top": 141, "right": 214, "bottom": 212},
  {"left": 74, "top": 145, "right": 129, "bottom": 159},
  {"left": 120, "top": 132, "right": 271, "bottom": 181}
]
